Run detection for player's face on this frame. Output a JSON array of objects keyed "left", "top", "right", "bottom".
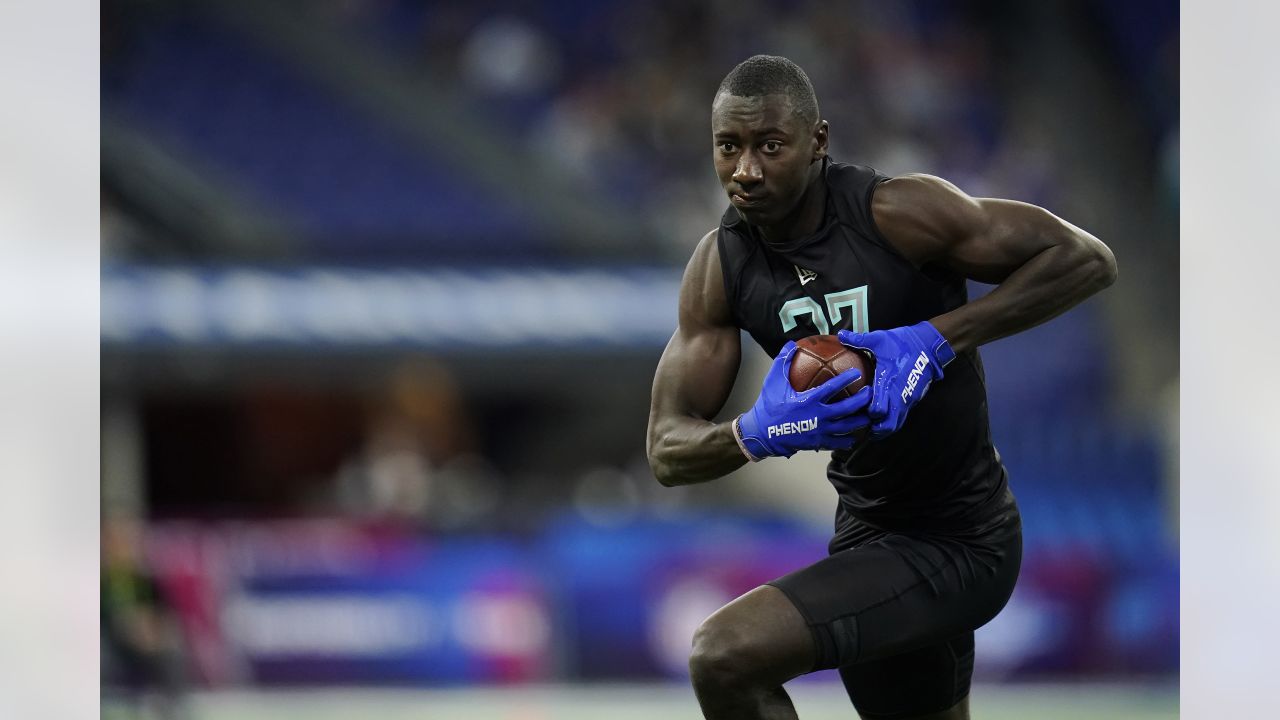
[{"left": 711, "top": 93, "right": 826, "bottom": 227}]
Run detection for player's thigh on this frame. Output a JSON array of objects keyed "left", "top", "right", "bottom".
[
  {"left": 768, "top": 528, "right": 1020, "bottom": 669},
  {"left": 691, "top": 584, "right": 816, "bottom": 684},
  {"left": 839, "top": 634, "right": 974, "bottom": 720}
]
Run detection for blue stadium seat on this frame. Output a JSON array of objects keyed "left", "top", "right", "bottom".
[{"left": 104, "top": 12, "right": 547, "bottom": 261}]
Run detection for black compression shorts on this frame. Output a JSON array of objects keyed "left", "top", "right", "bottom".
[{"left": 768, "top": 506, "right": 1022, "bottom": 719}]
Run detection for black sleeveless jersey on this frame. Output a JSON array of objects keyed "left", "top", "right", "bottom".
[{"left": 717, "top": 159, "right": 1017, "bottom": 544}]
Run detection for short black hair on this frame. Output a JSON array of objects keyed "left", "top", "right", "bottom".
[{"left": 715, "top": 55, "right": 819, "bottom": 127}]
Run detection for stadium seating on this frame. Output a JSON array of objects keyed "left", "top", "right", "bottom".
[{"left": 104, "top": 11, "right": 545, "bottom": 261}]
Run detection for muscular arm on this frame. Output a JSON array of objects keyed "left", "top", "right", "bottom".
[
  {"left": 646, "top": 231, "right": 748, "bottom": 486},
  {"left": 873, "top": 174, "right": 1118, "bottom": 353}
]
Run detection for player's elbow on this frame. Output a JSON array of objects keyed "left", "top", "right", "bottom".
[
  {"left": 651, "top": 463, "right": 680, "bottom": 488},
  {"left": 1065, "top": 231, "right": 1117, "bottom": 295},
  {"left": 645, "top": 426, "right": 674, "bottom": 486},
  {"left": 646, "top": 435, "right": 681, "bottom": 487},
  {"left": 1085, "top": 238, "right": 1118, "bottom": 292},
  {"left": 649, "top": 459, "right": 680, "bottom": 488},
  {"left": 647, "top": 425, "right": 705, "bottom": 487}
]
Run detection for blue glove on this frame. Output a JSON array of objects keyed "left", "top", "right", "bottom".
[
  {"left": 734, "top": 340, "right": 872, "bottom": 461},
  {"left": 837, "top": 321, "right": 956, "bottom": 439}
]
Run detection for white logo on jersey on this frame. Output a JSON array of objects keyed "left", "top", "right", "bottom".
[
  {"left": 767, "top": 417, "right": 818, "bottom": 438},
  {"left": 794, "top": 265, "right": 818, "bottom": 286},
  {"left": 901, "top": 352, "right": 930, "bottom": 402}
]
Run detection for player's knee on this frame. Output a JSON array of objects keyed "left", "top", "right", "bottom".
[{"left": 688, "top": 616, "right": 757, "bottom": 689}]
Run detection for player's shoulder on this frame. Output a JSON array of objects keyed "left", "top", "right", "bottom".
[
  {"left": 686, "top": 227, "right": 722, "bottom": 278},
  {"left": 694, "top": 226, "right": 718, "bottom": 251},
  {"left": 871, "top": 173, "right": 984, "bottom": 266},
  {"left": 873, "top": 173, "right": 973, "bottom": 209},
  {"left": 871, "top": 173, "right": 982, "bottom": 235},
  {"left": 693, "top": 222, "right": 755, "bottom": 286},
  {"left": 678, "top": 228, "right": 733, "bottom": 327}
]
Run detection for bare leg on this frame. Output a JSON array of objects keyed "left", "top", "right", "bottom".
[{"left": 688, "top": 585, "right": 816, "bottom": 720}]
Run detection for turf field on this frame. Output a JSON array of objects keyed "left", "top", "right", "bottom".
[{"left": 105, "top": 681, "right": 1177, "bottom": 719}]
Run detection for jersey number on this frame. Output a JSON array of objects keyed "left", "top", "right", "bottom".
[{"left": 778, "top": 286, "right": 869, "bottom": 335}]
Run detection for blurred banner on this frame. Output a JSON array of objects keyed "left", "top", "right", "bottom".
[
  {"left": 145, "top": 521, "right": 551, "bottom": 685},
  {"left": 102, "top": 265, "right": 680, "bottom": 349},
  {"left": 142, "top": 512, "right": 1176, "bottom": 688}
]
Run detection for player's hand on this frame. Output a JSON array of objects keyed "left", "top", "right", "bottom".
[
  {"left": 734, "top": 341, "right": 871, "bottom": 461},
  {"left": 837, "top": 322, "right": 955, "bottom": 439}
]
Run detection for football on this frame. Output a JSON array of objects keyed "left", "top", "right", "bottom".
[{"left": 788, "top": 335, "right": 874, "bottom": 401}]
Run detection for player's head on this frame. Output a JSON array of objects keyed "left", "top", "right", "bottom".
[{"left": 712, "top": 55, "right": 828, "bottom": 227}]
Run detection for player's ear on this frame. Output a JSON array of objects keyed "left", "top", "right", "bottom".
[{"left": 812, "top": 119, "right": 829, "bottom": 162}]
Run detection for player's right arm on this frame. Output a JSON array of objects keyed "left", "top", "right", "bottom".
[
  {"left": 647, "top": 232, "right": 871, "bottom": 486},
  {"left": 646, "top": 231, "right": 747, "bottom": 486}
]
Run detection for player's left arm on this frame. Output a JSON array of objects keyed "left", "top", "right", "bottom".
[
  {"left": 874, "top": 173, "right": 1117, "bottom": 352},
  {"left": 840, "top": 173, "right": 1117, "bottom": 438}
]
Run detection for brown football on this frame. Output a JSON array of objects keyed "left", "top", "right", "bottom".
[{"left": 788, "top": 335, "right": 874, "bottom": 401}]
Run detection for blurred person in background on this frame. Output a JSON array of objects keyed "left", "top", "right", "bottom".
[
  {"left": 646, "top": 55, "right": 1116, "bottom": 719},
  {"left": 101, "top": 513, "right": 188, "bottom": 720},
  {"left": 329, "top": 359, "right": 501, "bottom": 530}
]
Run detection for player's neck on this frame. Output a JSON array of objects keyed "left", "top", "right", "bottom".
[{"left": 757, "top": 165, "right": 827, "bottom": 246}]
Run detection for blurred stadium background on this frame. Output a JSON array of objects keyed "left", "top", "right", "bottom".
[{"left": 99, "top": 0, "right": 1178, "bottom": 717}]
